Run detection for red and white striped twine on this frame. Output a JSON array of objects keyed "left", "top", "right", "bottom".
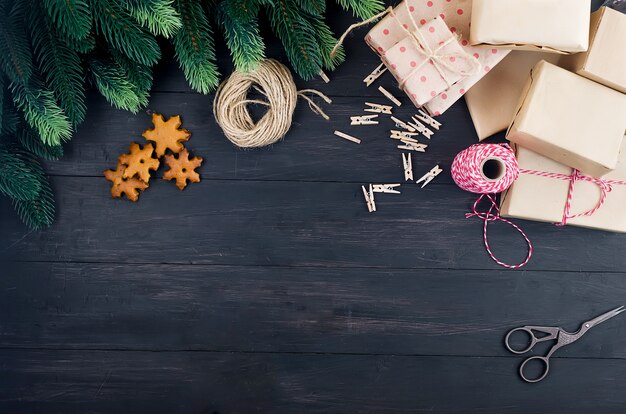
[{"left": 451, "top": 144, "right": 530, "bottom": 269}]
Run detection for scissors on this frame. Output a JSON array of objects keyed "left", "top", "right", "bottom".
[{"left": 505, "top": 306, "right": 625, "bottom": 383}]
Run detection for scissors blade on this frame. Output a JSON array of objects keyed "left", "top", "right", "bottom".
[{"left": 583, "top": 306, "right": 625, "bottom": 330}]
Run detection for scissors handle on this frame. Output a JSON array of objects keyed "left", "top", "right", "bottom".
[
  {"left": 519, "top": 356, "right": 550, "bottom": 383},
  {"left": 504, "top": 326, "right": 559, "bottom": 354}
]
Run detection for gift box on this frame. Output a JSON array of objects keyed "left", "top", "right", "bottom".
[
  {"left": 365, "top": 0, "right": 509, "bottom": 115},
  {"left": 465, "top": 51, "right": 560, "bottom": 141},
  {"left": 470, "top": 0, "right": 591, "bottom": 54},
  {"left": 381, "top": 17, "right": 477, "bottom": 107},
  {"left": 506, "top": 60, "right": 626, "bottom": 178},
  {"left": 560, "top": 7, "right": 626, "bottom": 93},
  {"left": 500, "top": 141, "right": 626, "bottom": 233}
]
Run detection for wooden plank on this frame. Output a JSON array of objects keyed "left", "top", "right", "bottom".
[
  {"left": 2, "top": 262, "right": 626, "bottom": 358},
  {"left": 42, "top": 94, "right": 476, "bottom": 182},
  {"left": 0, "top": 349, "right": 624, "bottom": 413},
  {"left": 1, "top": 177, "right": 625, "bottom": 272}
]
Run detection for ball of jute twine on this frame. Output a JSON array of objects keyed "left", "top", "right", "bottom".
[{"left": 213, "top": 59, "right": 332, "bottom": 148}]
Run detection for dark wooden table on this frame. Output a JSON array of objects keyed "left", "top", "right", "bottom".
[{"left": 2, "top": 3, "right": 625, "bottom": 412}]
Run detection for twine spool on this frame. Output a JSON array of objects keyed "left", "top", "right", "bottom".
[
  {"left": 451, "top": 144, "right": 532, "bottom": 270},
  {"left": 213, "top": 59, "right": 332, "bottom": 148},
  {"left": 451, "top": 144, "right": 519, "bottom": 194}
]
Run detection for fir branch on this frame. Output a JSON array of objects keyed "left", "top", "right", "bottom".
[
  {"left": 88, "top": 58, "right": 143, "bottom": 113},
  {"left": 311, "top": 16, "right": 345, "bottom": 71},
  {"left": 295, "top": 0, "right": 325, "bottom": 16},
  {"left": 29, "top": 2, "right": 86, "bottom": 126},
  {"left": 0, "top": 145, "right": 42, "bottom": 201},
  {"left": 60, "top": 32, "right": 96, "bottom": 54},
  {"left": 221, "top": 0, "right": 264, "bottom": 23},
  {"left": 0, "top": 75, "right": 4, "bottom": 130},
  {"left": 1, "top": 96, "right": 19, "bottom": 136},
  {"left": 18, "top": 126, "right": 64, "bottom": 160},
  {"left": 334, "top": 0, "right": 384, "bottom": 19},
  {"left": 0, "top": 1, "right": 34, "bottom": 83},
  {"left": 113, "top": 52, "right": 153, "bottom": 109},
  {"left": 130, "top": 0, "right": 182, "bottom": 39},
  {"left": 10, "top": 78, "right": 72, "bottom": 146},
  {"left": 217, "top": 2, "right": 265, "bottom": 72},
  {"left": 11, "top": 153, "right": 55, "bottom": 230},
  {"left": 92, "top": 0, "right": 161, "bottom": 66},
  {"left": 267, "top": 0, "right": 323, "bottom": 80},
  {"left": 42, "top": 0, "right": 92, "bottom": 40},
  {"left": 172, "top": 0, "right": 219, "bottom": 94}
]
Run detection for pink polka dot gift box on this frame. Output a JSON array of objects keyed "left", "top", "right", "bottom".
[
  {"left": 381, "top": 17, "right": 479, "bottom": 107},
  {"left": 366, "top": 0, "right": 509, "bottom": 116}
]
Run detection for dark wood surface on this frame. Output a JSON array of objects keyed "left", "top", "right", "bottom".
[{"left": 2, "top": 2, "right": 624, "bottom": 412}]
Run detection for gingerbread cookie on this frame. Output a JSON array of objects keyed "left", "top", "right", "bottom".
[
  {"left": 142, "top": 113, "right": 190, "bottom": 157},
  {"left": 118, "top": 142, "right": 160, "bottom": 183},
  {"left": 163, "top": 148, "right": 203, "bottom": 190},
  {"left": 103, "top": 163, "right": 149, "bottom": 202}
]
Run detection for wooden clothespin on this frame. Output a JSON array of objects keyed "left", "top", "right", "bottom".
[
  {"left": 362, "top": 184, "right": 376, "bottom": 212},
  {"left": 318, "top": 70, "right": 330, "bottom": 84},
  {"left": 397, "top": 142, "right": 428, "bottom": 152},
  {"left": 402, "top": 153, "right": 413, "bottom": 181},
  {"left": 334, "top": 130, "right": 361, "bottom": 144},
  {"left": 409, "top": 117, "right": 434, "bottom": 139},
  {"left": 350, "top": 114, "right": 379, "bottom": 126},
  {"left": 364, "top": 102, "right": 393, "bottom": 115},
  {"left": 378, "top": 86, "right": 402, "bottom": 107},
  {"left": 390, "top": 130, "right": 419, "bottom": 141},
  {"left": 390, "top": 116, "right": 416, "bottom": 133},
  {"left": 363, "top": 63, "right": 387, "bottom": 87},
  {"left": 415, "top": 109, "right": 442, "bottom": 130},
  {"left": 416, "top": 165, "right": 443, "bottom": 188},
  {"left": 372, "top": 184, "right": 401, "bottom": 194}
]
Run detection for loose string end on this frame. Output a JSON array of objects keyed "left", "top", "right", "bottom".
[{"left": 330, "top": 6, "right": 393, "bottom": 59}]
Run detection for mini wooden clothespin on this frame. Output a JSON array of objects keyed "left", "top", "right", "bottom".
[
  {"left": 350, "top": 114, "right": 379, "bottom": 126},
  {"left": 334, "top": 130, "right": 361, "bottom": 144},
  {"left": 409, "top": 117, "right": 434, "bottom": 139},
  {"left": 363, "top": 63, "right": 387, "bottom": 87},
  {"left": 415, "top": 109, "right": 442, "bottom": 130},
  {"left": 364, "top": 102, "right": 393, "bottom": 115},
  {"left": 390, "top": 116, "right": 416, "bottom": 133},
  {"left": 416, "top": 165, "right": 443, "bottom": 188},
  {"left": 372, "top": 184, "right": 401, "bottom": 194},
  {"left": 397, "top": 142, "right": 428, "bottom": 152},
  {"left": 362, "top": 184, "right": 376, "bottom": 212},
  {"left": 378, "top": 86, "right": 402, "bottom": 107},
  {"left": 402, "top": 153, "right": 413, "bottom": 181},
  {"left": 390, "top": 130, "right": 419, "bottom": 141},
  {"left": 318, "top": 70, "right": 330, "bottom": 84}
]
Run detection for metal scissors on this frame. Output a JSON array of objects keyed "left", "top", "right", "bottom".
[{"left": 505, "top": 306, "right": 624, "bottom": 383}]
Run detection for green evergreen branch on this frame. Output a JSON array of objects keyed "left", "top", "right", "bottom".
[
  {"left": 311, "top": 16, "right": 345, "bottom": 71},
  {"left": 60, "top": 32, "right": 96, "bottom": 54},
  {"left": 295, "top": 0, "right": 325, "bottom": 16},
  {"left": 92, "top": 0, "right": 161, "bottom": 66},
  {"left": 334, "top": 0, "right": 385, "bottom": 19},
  {"left": 172, "top": 0, "right": 219, "bottom": 94},
  {"left": 217, "top": 2, "right": 265, "bottom": 72},
  {"left": 11, "top": 152, "right": 55, "bottom": 230},
  {"left": 88, "top": 58, "right": 143, "bottom": 113},
  {"left": 130, "top": 0, "right": 182, "bottom": 39},
  {"left": 113, "top": 51, "right": 153, "bottom": 109},
  {"left": 10, "top": 78, "right": 72, "bottom": 146},
  {"left": 0, "top": 144, "right": 42, "bottom": 201},
  {"left": 0, "top": 1, "right": 34, "bottom": 83},
  {"left": 17, "top": 126, "right": 64, "bottom": 160},
  {"left": 42, "top": 0, "right": 92, "bottom": 40},
  {"left": 221, "top": 0, "right": 263, "bottom": 23},
  {"left": 29, "top": 2, "right": 86, "bottom": 126},
  {"left": 267, "top": 0, "right": 323, "bottom": 80}
]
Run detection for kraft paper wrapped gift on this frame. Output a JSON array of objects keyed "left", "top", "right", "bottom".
[
  {"left": 365, "top": 0, "right": 509, "bottom": 115},
  {"left": 470, "top": 0, "right": 591, "bottom": 54},
  {"left": 381, "top": 17, "right": 477, "bottom": 107},
  {"left": 465, "top": 51, "right": 560, "bottom": 141},
  {"left": 560, "top": 7, "right": 626, "bottom": 94},
  {"left": 506, "top": 60, "right": 626, "bottom": 178},
  {"left": 501, "top": 141, "right": 626, "bottom": 232}
]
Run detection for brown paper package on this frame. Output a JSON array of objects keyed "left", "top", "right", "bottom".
[
  {"left": 465, "top": 51, "right": 560, "bottom": 141},
  {"left": 501, "top": 140, "right": 626, "bottom": 233},
  {"left": 560, "top": 7, "right": 626, "bottom": 94},
  {"left": 506, "top": 60, "right": 626, "bottom": 178}
]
